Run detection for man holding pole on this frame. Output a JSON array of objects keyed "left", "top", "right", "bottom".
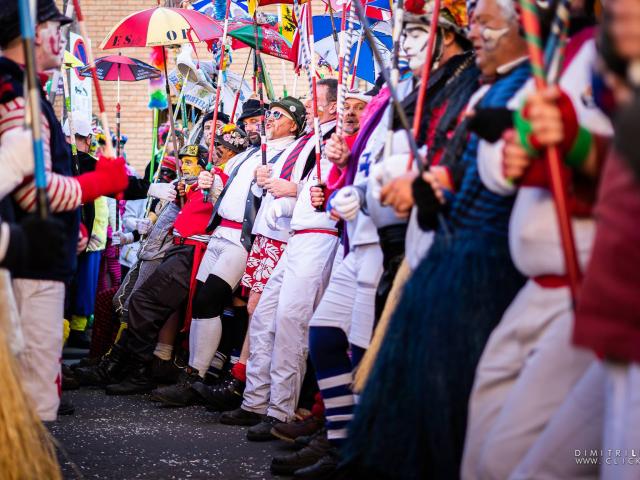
[{"left": 0, "top": 0, "right": 128, "bottom": 420}]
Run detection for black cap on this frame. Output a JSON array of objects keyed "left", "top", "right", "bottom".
[
  {"left": 237, "top": 98, "right": 268, "bottom": 123},
  {"left": 269, "top": 96, "right": 307, "bottom": 137},
  {"left": 178, "top": 144, "right": 209, "bottom": 168},
  {"left": 0, "top": 0, "right": 73, "bottom": 48},
  {"left": 203, "top": 110, "right": 230, "bottom": 125}
]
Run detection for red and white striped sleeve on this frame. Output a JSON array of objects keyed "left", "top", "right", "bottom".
[{"left": 0, "top": 98, "right": 82, "bottom": 213}]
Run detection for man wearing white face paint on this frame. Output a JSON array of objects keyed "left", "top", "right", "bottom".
[
  {"left": 462, "top": 7, "right": 613, "bottom": 478},
  {"left": 219, "top": 82, "right": 341, "bottom": 441},
  {"left": 342, "top": 0, "right": 561, "bottom": 477},
  {"left": 0, "top": 0, "right": 129, "bottom": 420}
]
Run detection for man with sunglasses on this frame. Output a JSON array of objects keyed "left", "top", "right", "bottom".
[
  {"left": 147, "top": 97, "right": 301, "bottom": 406},
  {"left": 192, "top": 97, "right": 309, "bottom": 412},
  {"left": 218, "top": 80, "right": 341, "bottom": 442}
]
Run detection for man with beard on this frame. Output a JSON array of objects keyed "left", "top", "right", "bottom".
[{"left": 238, "top": 98, "right": 266, "bottom": 147}]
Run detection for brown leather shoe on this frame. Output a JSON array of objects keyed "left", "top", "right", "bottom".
[{"left": 271, "top": 415, "right": 325, "bottom": 443}]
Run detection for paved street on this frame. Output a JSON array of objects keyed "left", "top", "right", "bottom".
[{"left": 50, "top": 389, "right": 292, "bottom": 480}]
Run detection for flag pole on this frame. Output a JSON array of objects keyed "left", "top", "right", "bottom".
[{"left": 518, "top": 0, "right": 581, "bottom": 304}]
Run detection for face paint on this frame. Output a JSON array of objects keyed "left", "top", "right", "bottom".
[
  {"left": 401, "top": 24, "right": 431, "bottom": 72},
  {"left": 180, "top": 155, "right": 202, "bottom": 178},
  {"left": 480, "top": 25, "right": 510, "bottom": 51},
  {"left": 38, "top": 21, "right": 64, "bottom": 69}
]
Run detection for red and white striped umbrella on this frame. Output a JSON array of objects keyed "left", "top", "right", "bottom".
[{"left": 100, "top": 7, "right": 225, "bottom": 49}]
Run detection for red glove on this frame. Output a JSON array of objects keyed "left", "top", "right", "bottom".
[{"left": 77, "top": 155, "right": 129, "bottom": 203}]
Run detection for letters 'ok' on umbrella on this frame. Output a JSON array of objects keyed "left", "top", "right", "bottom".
[
  {"left": 101, "top": 7, "right": 226, "bottom": 179},
  {"left": 79, "top": 55, "right": 161, "bottom": 157}
]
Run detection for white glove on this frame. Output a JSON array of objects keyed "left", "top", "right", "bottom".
[
  {"left": 136, "top": 218, "right": 153, "bottom": 235},
  {"left": 266, "top": 198, "right": 295, "bottom": 231},
  {"left": 148, "top": 182, "right": 177, "bottom": 202},
  {"left": 332, "top": 186, "right": 363, "bottom": 221},
  {"left": 0, "top": 128, "right": 35, "bottom": 199},
  {"left": 112, "top": 231, "right": 134, "bottom": 246},
  {"left": 198, "top": 170, "right": 214, "bottom": 190},
  {"left": 208, "top": 174, "right": 225, "bottom": 204}
]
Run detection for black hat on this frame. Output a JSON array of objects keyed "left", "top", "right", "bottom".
[
  {"left": 203, "top": 110, "right": 230, "bottom": 125},
  {"left": 237, "top": 98, "right": 268, "bottom": 123},
  {"left": 0, "top": 0, "right": 73, "bottom": 48},
  {"left": 269, "top": 96, "right": 307, "bottom": 137},
  {"left": 178, "top": 144, "right": 209, "bottom": 168}
]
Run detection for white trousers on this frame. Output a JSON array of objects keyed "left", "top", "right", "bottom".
[
  {"left": 196, "top": 236, "right": 248, "bottom": 288},
  {"left": 309, "top": 242, "right": 383, "bottom": 349},
  {"left": 512, "top": 361, "right": 640, "bottom": 480},
  {"left": 13, "top": 278, "right": 65, "bottom": 421},
  {"left": 243, "top": 232, "right": 339, "bottom": 421},
  {"left": 463, "top": 280, "right": 594, "bottom": 480}
]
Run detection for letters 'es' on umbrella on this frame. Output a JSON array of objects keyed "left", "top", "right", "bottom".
[
  {"left": 101, "top": 6, "right": 225, "bottom": 178},
  {"left": 79, "top": 55, "right": 161, "bottom": 156}
]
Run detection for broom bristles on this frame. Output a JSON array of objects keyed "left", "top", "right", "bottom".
[
  {"left": 0, "top": 271, "right": 61, "bottom": 480},
  {"left": 353, "top": 258, "right": 412, "bottom": 392}
]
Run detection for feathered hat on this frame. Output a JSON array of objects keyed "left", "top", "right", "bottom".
[{"left": 404, "top": 0, "right": 469, "bottom": 36}]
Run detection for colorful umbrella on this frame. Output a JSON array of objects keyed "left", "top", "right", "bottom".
[
  {"left": 79, "top": 55, "right": 161, "bottom": 81},
  {"left": 79, "top": 55, "right": 162, "bottom": 156},
  {"left": 101, "top": 7, "right": 227, "bottom": 183},
  {"left": 228, "top": 24, "right": 298, "bottom": 62},
  {"left": 100, "top": 7, "right": 224, "bottom": 50}
]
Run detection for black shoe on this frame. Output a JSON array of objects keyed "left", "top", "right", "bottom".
[
  {"left": 75, "top": 344, "right": 129, "bottom": 387},
  {"left": 61, "top": 364, "right": 79, "bottom": 391},
  {"left": 247, "top": 415, "right": 283, "bottom": 442},
  {"left": 66, "top": 329, "right": 91, "bottom": 349},
  {"left": 293, "top": 449, "right": 340, "bottom": 479},
  {"left": 219, "top": 407, "right": 263, "bottom": 426},
  {"left": 192, "top": 372, "right": 245, "bottom": 412},
  {"left": 57, "top": 397, "right": 75, "bottom": 416},
  {"left": 150, "top": 366, "right": 202, "bottom": 407},
  {"left": 105, "top": 360, "right": 155, "bottom": 395},
  {"left": 294, "top": 429, "right": 325, "bottom": 450},
  {"left": 271, "top": 431, "right": 331, "bottom": 475},
  {"left": 70, "top": 356, "right": 99, "bottom": 371},
  {"left": 151, "top": 356, "right": 181, "bottom": 385}
]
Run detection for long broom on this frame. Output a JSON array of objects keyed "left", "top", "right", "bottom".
[{"left": 0, "top": 273, "right": 61, "bottom": 480}]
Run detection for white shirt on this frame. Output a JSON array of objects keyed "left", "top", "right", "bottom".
[
  {"left": 290, "top": 120, "right": 339, "bottom": 232},
  {"left": 252, "top": 135, "right": 309, "bottom": 242}
]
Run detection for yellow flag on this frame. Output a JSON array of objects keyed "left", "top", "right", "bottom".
[
  {"left": 248, "top": 0, "right": 257, "bottom": 17},
  {"left": 279, "top": 4, "right": 296, "bottom": 45}
]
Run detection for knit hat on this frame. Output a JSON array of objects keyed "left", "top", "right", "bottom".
[
  {"left": 0, "top": 0, "right": 72, "bottom": 48},
  {"left": 161, "top": 155, "right": 177, "bottom": 172},
  {"left": 269, "top": 96, "right": 307, "bottom": 137},
  {"left": 215, "top": 124, "right": 249, "bottom": 153}
]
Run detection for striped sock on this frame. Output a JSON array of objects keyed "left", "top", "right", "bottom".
[{"left": 310, "top": 326, "right": 354, "bottom": 448}]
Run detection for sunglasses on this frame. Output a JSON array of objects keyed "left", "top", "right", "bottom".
[{"left": 265, "top": 110, "right": 290, "bottom": 121}]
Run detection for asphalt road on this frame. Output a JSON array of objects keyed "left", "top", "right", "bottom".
[{"left": 49, "top": 388, "right": 294, "bottom": 480}]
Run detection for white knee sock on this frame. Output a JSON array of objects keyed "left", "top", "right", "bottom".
[{"left": 189, "top": 317, "right": 222, "bottom": 377}]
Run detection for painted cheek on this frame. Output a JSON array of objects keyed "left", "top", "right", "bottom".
[{"left": 49, "top": 30, "right": 62, "bottom": 56}]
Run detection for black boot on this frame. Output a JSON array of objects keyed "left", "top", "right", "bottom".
[
  {"left": 74, "top": 344, "right": 129, "bottom": 387},
  {"left": 67, "top": 329, "right": 91, "bottom": 349},
  {"left": 271, "top": 431, "right": 331, "bottom": 475},
  {"left": 150, "top": 366, "right": 202, "bottom": 407},
  {"left": 293, "top": 448, "right": 340, "bottom": 479},
  {"left": 191, "top": 370, "right": 245, "bottom": 412},
  {"left": 219, "top": 407, "right": 263, "bottom": 426},
  {"left": 247, "top": 415, "right": 283, "bottom": 442},
  {"left": 61, "top": 364, "right": 79, "bottom": 391},
  {"left": 105, "top": 360, "right": 155, "bottom": 395},
  {"left": 151, "top": 356, "right": 182, "bottom": 385}
]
